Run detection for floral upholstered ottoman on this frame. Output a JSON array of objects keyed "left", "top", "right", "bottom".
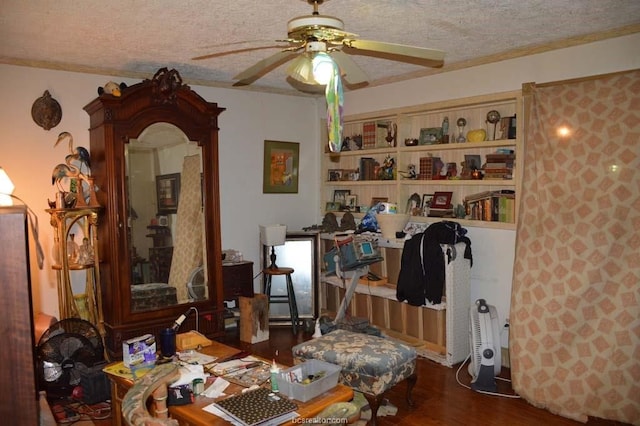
[{"left": 292, "top": 329, "right": 417, "bottom": 425}]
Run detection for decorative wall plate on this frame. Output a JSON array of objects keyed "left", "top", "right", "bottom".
[{"left": 31, "top": 90, "right": 62, "bottom": 130}]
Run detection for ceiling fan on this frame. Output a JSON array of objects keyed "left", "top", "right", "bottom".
[{"left": 193, "top": 0, "right": 445, "bottom": 89}]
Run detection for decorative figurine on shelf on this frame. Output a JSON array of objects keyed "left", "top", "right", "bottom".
[
  {"left": 377, "top": 155, "right": 395, "bottom": 180},
  {"left": 52, "top": 131, "right": 100, "bottom": 207},
  {"left": 441, "top": 116, "right": 450, "bottom": 143},
  {"left": 78, "top": 237, "right": 95, "bottom": 265},
  {"left": 398, "top": 164, "right": 417, "bottom": 179},
  {"left": 385, "top": 122, "right": 397, "bottom": 147},
  {"left": 339, "top": 212, "right": 357, "bottom": 231},
  {"left": 321, "top": 212, "right": 340, "bottom": 233},
  {"left": 97, "top": 81, "right": 127, "bottom": 97},
  {"left": 67, "top": 233, "right": 79, "bottom": 264},
  {"left": 486, "top": 110, "right": 501, "bottom": 140},
  {"left": 456, "top": 117, "right": 467, "bottom": 143}
]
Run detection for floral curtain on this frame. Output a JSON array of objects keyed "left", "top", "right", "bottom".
[{"left": 510, "top": 70, "right": 640, "bottom": 423}]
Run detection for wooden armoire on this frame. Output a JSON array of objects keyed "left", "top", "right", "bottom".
[{"left": 83, "top": 68, "right": 226, "bottom": 358}]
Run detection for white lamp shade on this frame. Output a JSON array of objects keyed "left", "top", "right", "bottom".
[
  {"left": 0, "top": 167, "right": 15, "bottom": 206},
  {"left": 259, "top": 224, "right": 287, "bottom": 247}
]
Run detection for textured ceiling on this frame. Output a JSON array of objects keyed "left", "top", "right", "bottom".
[{"left": 2, "top": 0, "right": 639, "bottom": 96}]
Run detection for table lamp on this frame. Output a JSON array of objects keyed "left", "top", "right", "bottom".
[
  {"left": 259, "top": 224, "right": 287, "bottom": 269},
  {"left": 0, "top": 166, "right": 15, "bottom": 206}
]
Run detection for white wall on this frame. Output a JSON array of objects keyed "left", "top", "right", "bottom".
[
  {"left": 1, "top": 32, "right": 638, "bottom": 326},
  {"left": 0, "top": 65, "right": 322, "bottom": 318},
  {"left": 344, "top": 32, "right": 640, "bottom": 343}
]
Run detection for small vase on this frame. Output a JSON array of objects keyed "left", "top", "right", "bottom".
[{"left": 67, "top": 233, "right": 79, "bottom": 265}]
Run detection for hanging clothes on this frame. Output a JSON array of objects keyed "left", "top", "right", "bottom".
[{"left": 396, "top": 221, "right": 472, "bottom": 305}]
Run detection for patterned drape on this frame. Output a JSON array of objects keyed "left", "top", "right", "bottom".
[
  {"left": 168, "top": 154, "right": 204, "bottom": 303},
  {"left": 510, "top": 70, "right": 640, "bottom": 424}
]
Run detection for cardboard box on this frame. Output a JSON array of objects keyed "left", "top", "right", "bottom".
[{"left": 122, "top": 334, "right": 157, "bottom": 368}]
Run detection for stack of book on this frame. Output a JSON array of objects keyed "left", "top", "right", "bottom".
[
  {"left": 464, "top": 190, "right": 516, "bottom": 223},
  {"left": 359, "top": 157, "right": 378, "bottom": 181},
  {"left": 483, "top": 151, "right": 515, "bottom": 180}
]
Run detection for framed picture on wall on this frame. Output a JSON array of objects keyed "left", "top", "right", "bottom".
[
  {"left": 263, "top": 140, "right": 299, "bottom": 193},
  {"left": 156, "top": 173, "right": 181, "bottom": 214}
]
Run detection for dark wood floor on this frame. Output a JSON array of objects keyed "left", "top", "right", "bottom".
[{"left": 219, "top": 326, "right": 631, "bottom": 426}]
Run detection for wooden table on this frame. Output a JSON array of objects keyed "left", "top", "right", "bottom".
[{"left": 105, "top": 340, "right": 353, "bottom": 425}]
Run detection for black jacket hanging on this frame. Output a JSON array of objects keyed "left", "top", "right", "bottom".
[{"left": 396, "top": 221, "right": 472, "bottom": 305}]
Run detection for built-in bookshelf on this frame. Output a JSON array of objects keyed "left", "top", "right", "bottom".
[{"left": 321, "top": 90, "right": 524, "bottom": 230}]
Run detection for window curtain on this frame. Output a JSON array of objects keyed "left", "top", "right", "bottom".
[
  {"left": 168, "top": 154, "right": 204, "bottom": 303},
  {"left": 510, "top": 70, "right": 640, "bottom": 423}
]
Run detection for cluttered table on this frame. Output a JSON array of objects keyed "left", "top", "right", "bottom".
[{"left": 104, "top": 340, "right": 353, "bottom": 425}]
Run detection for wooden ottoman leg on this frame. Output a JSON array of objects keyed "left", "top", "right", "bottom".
[
  {"left": 406, "top": 372, "right": 417, "bottom": 406},
  {"left": 363, "top": 393, "right": 385, "bottom": 426}
]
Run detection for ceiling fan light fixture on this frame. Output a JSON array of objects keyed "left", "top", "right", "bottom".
[
  {"left": 312, "top": 52, "right": 335, "bottom": 85},
  {"left": 287, "top": 54, "right": 316, "bottom": 84}
]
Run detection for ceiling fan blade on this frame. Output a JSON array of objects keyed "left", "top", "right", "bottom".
[
  {"left": 330, "top": 50, "right": 369, "bottom": 86},
  {"left": 192, "top": 45, "right": 285, "bottom": 61},
  {"left": 233, "top": 50, "right": 300, "bottom": 86},
  {"left": 344, "top": 39, "right": 445, "bottom": 67}
]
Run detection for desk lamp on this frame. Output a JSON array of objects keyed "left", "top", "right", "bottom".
[{"left": 260, "top": 224, "right": 287, "bottom": 269}]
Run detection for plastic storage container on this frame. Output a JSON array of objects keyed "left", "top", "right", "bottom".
[{"left": 275, "top": 359, "right": 341, "bottom": 402}]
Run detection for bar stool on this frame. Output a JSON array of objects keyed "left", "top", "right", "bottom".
[{"left": 263, "top": 267, "right": 299, "bottom": 333}]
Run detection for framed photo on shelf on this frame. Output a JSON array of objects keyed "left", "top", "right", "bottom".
[
  {"left": 156, "top": 173, "right": 181, "bottom": 214},
  {"left": 328, "top": 169, "right": 342, "bottom": 181},
  {"left": 370, "top": 197, "right": 388, "bottom": 207},
  {"left": 431, "top": 191, "right": 453, "bottom": 209},
  {"left": 464, "top": 154, "right": 482, "bottom": 171},
  {"left": 419, "top": 127, "right": 442, "bottom": 145},
  {"left": 342, "top": 169, "right": 359, "bottom": 181},
  {"left": 325, "top": 202, "right": 341, "bottom": 212},
  {"left": 263, "top": 140, "right": 299, "bottom": 193},
  {"left": 333, "top": 189, "right": 351, "bottom": 207},
  {"left": 345, "top": 194, "right": 358, "bottom": 210},
  {"left": 405, "top": 193, "right": 422, "bottom": 214}
]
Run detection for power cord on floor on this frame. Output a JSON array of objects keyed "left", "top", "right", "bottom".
[{"left": 455, "top": 353, "right": 521, "bottom": 399}]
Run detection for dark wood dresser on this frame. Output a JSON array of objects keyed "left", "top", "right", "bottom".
[
  {"left": 1, "top": 206, "right": 39, "bottom": 424},
  {"left": 222, "top": 261, "right": 254, "bottom": 303}
]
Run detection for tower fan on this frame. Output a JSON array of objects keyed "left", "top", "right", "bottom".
[
  {"left": 468, "top": 299, "right": 501, "bottom": 393},
  {"left": 37, "top": 318, "right": 105, "bottom": 398}
]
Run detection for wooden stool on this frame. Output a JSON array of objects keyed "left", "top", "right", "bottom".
[{"left": 263, "top": 267, "right": 299, "bottom": 333}]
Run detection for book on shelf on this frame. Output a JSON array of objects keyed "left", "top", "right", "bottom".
[
  {"left": 464, "top": 190, "right": 515, "bottom": 223},
  {"left": 359, "top": 157, "right": 378, "bottom": 181},
  {"left": 362, "top": 121, "right": 376, "bottom": 149}
]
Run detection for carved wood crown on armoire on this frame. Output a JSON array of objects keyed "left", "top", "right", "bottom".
[{"left": 83, "top": 68, "right": 226, "bottom": 359}]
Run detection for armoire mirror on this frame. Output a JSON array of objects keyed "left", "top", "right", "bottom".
[
  {"left": 85, "top": 68, "right": 226, "bottom": 358},
  {"left": 126, "top": 123, "right": 208, "bottom": 311}
]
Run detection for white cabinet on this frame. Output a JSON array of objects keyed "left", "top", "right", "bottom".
[{"left": 320, "top": 240, "right": 471, "bottom": 367}]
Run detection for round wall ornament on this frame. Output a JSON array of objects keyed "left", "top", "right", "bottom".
[{"left": 31, "top": 90, "right": 62, "bottom": 130}]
